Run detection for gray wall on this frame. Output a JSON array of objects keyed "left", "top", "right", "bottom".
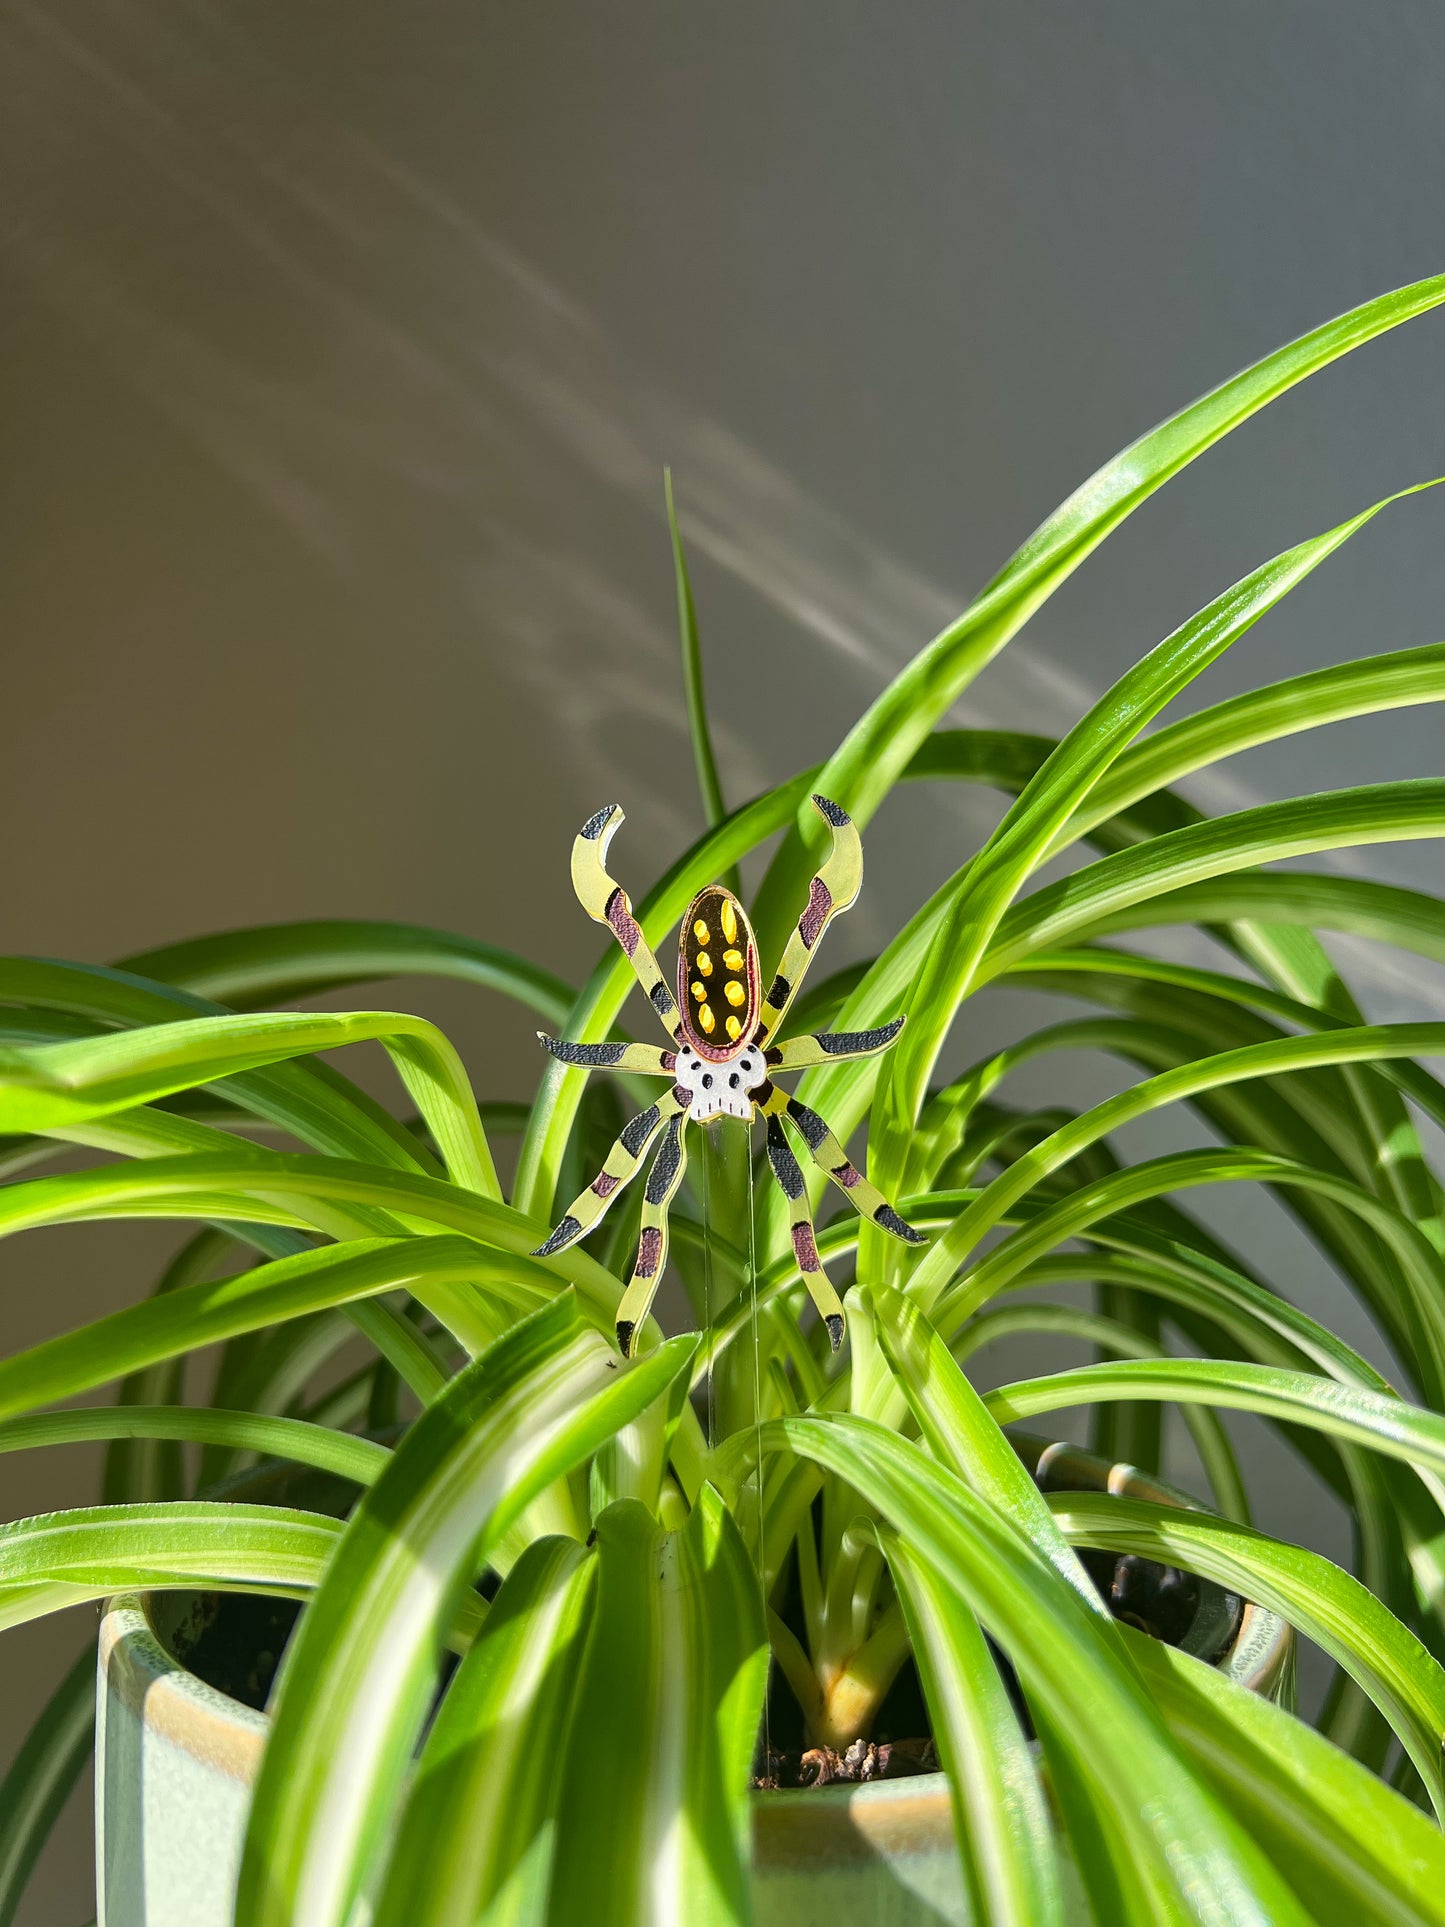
[{"left": 3, "top": 4, "right": 1445, "bottom": 1917}]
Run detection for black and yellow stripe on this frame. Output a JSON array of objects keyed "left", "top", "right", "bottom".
[
  {"left": 570, "top": 805, "right": 682, "bottom": 1042},
  {"left": 757, "top": 795, "right": 863, "bottom": 1046},
  {"left": 531, "top": 1087, "right": 687, "bottom": 1259},
  {"left": 764, "top": 1115, "right": 846, "bottom": 1350},
  {"left": 784, "top": 1096, "right": 927, "bottom": 1245},
  {"left": 537, "top": 1034, "right": 677, "bottom": 1075},
  {"left": 764, "top": 1017, "right": 904, "bottom": 1072},
  {"left": 615, "top": 1112, "right": 691, "bottom": 1355}
]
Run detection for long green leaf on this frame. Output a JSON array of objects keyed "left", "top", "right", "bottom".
[
  {"left": 912, "top": 1022, "right": 1445, "bottom": 1303},
  {"left": 866, "top": 1283, "right": 1100, "bottom": 1604},
  {"left": 0, "top": 1406, "right": 387, "bottom": 1487},
  {"left": 958, "top": 1305, "right": 1250, "bottom": 1522},
  {"left": 986, "top": 1356, "right": 1445, "bottom": 1489},
  {"left": 878, "top": 495, "right": 1412, "bottom": 1181},
  {"left": 751, "top": 271, "right": 1445, "bottom": 957},
  {"left": 0, "top": 1502, "right": 341, "bottom": 1632},
  {"left": 758, "top": 782, "right": 1445, "bottom": 1273},
  {"left": 784, "top": 777, "right": 1445, "bottom": 1197},
  {"left": 0, "top": 1156, "right": 620, "bottom": 1326},
  {"left": 941, "top": 1146, "right": 1445, "bottom": 1399},
  {"left": 879, "top": 1525, "right": 1063, "bottom": 1927},
  {"left": 0, "top": 1236, "right": 510, "bottom": 1421},
  {"left": 548, "top": 1488, "right": 767, "bottom": 1927},
  {"left": 1056, "top": 640, "right": 1445, "bottom": 854},
  {"left": 0, "top": 957, "right": 436, "bottom": 1176},
  {"left": 983, "top": 780, "right": 1445, "bottom": 977},
  {"left": 1052, "top": 1492, "right": 1445, "bottom": 1817},
  {"left": 665, "top": 470, "right": 736, "bottom": 873},
  {"left": 1124, "top": 1629, "right": 1445, "bottom": 1926},
  {"left": 1081, "top": 867, "right": 1445, "bottom": 972},
  {"left": 0, "top": 1007, "right": 497, "bottom": 1196},
  {"left": 0, "top": 1153, "right": 728, "bottom": 1484},
  {"left": 121, "top": 919, "right": 574, "bottom": 1024},
  {"left": 910, "top": 1003, "right": 1445, "bottom": 1394},
  {"left": 990, "top": 1238, "right": 1386, "bottom": 1395},
  {"left": 235, "top": 1296, "right": 697, "bottom": 1927},
  {"left": 1004, "top": 947, "right": 1445, "bottom": 1158},
  {"left": 373, "top": 1535, "right": 597, "bottom": 1927}
]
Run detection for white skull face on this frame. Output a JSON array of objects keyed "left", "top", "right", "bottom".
[{"left": 674, "top": 1045, "right": 767, "bottom": 1122}]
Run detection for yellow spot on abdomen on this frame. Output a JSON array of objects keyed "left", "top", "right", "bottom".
[
  {"left": 693, "top": 919, "right": 711, "bottom": 944},
  {"left": 722, "top": 948, "right": 744, "bottom": 971},
  {"left": 691, "top": 981, "right": 707, "bottom": 1001},
  {"left": 720, "top": 898, "right": 737, "bottom": 943},
  {"left": 696, "top": 951, "right": 713, "bottom": 977},
  {"left": 698, "top": 1003, "right": 716, "bottom": 1033},
  {"left": 724, "top": 980, "right": 746, "bottom": 1007},
  {"left": 725, "top": 1014, "right": 743, "bottom": 1041}
]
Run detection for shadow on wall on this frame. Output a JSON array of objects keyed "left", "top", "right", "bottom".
[
  {"left": 0, "top": 0, "right": 1102, "bottom": 845},
  {"left": 4, "top": 2, "right": 1432, "bottom": 1019}
]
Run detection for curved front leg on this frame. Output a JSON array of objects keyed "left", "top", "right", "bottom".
[
  {"left": 571, "top": 805, "right": 682, "bottom": 1042},
  {"left": 756, "top": 795, "right": 863, "bottom": 1047}
]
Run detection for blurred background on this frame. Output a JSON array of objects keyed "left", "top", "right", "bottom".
[{"left": 3, "top": 3, "right": 1445, "bottom": 1916}]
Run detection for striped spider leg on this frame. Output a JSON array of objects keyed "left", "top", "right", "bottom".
[
  {"left": 532, "top": 796, "right": 924, "bottom": 1356},
  {"left": 749, "top": 796, "right": 925, "bottom": 1348}
]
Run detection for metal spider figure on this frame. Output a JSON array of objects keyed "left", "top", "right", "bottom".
[{"left": 533, "top": 794, "right": 925, "bottom": 1356}]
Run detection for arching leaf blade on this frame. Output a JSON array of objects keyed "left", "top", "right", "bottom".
[
  {"left": 879, "top": 1525, "right": 1064, "bottom": 1927},
  {"left": 234, "top": 1297, "right": 697, "bottom": 1927},
  {"left": 0, "top": 1406, "right": 387, "bottom": 1488},
  {"left": 121, "top": 919, "right": 574, "bottom": 1026},
  {"left": 0, "top": 1503, "right": 342, "bottom": 1633},
  {"left": 0, "top": 1007, "right": 497, "bottom": 1197},
  {"left": 877, "top": 493, "right": 1420, "bottom": 1184},
  {"left": 372, "top": 1535, "right": 597, "bottom": 1927},
  {"left": 1058, "top": 641, "right": 1445, "bottom": 855},
  {"left": 1051, "top": 1492, "right": 1445, "bottom": 1818},
  {"left": 1123, "top": 1628, "right": 1445, "bottom": 1927},
  {"left": 752, "top": 271, "right": 1445, "bottom": 959},
  {"left": 547, "top": 1487, "right": 767, "bottom": 1927},
  {"left": 986, "top": 1356, "right": 1445, "bottom": 1490}
]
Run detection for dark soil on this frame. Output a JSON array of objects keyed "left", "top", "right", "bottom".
[
  {"left": 752, "top": 1737, "right": 938, "bottom": 1791},
  {"left": 1077, "top": 1546, "right": 1205, "bottom": 1645},
  {"left": 164, "top": 1591, "right": 301, "bottom": 1713}
]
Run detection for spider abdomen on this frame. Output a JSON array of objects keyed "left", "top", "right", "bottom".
[{"left": 677, "top": 886, "right": 761, "bottom": 1058}]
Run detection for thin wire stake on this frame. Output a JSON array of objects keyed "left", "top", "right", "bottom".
[
  {"left": 698, "top": 1119, "right": 770, "bottom": 1773},
  {"left": 701, "top": 1127, "right": 717, "bottom": 1454},
  {"left": 743, "top": 1126, "right": 773, "bottom": 1772}
]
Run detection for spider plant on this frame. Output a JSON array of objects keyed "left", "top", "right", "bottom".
[{"left": 5, "top": 274, "right": 1445, "bottom": 1927}]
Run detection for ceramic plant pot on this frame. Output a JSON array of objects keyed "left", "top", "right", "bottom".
[
  {"left": 748, "top": 1440, "right": 1293, "bottom": 1927},
  {"left": 96, "top": 1443, "right": 1292, "bottom": 1927}
]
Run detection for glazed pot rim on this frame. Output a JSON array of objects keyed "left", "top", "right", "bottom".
[{"left": 100, "top": 1593, "right": 266, "bottom": 1786}]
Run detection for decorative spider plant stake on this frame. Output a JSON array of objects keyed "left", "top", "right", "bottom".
[{"left": 534, "top": 794, "right": 926, "bottom": 1355}]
